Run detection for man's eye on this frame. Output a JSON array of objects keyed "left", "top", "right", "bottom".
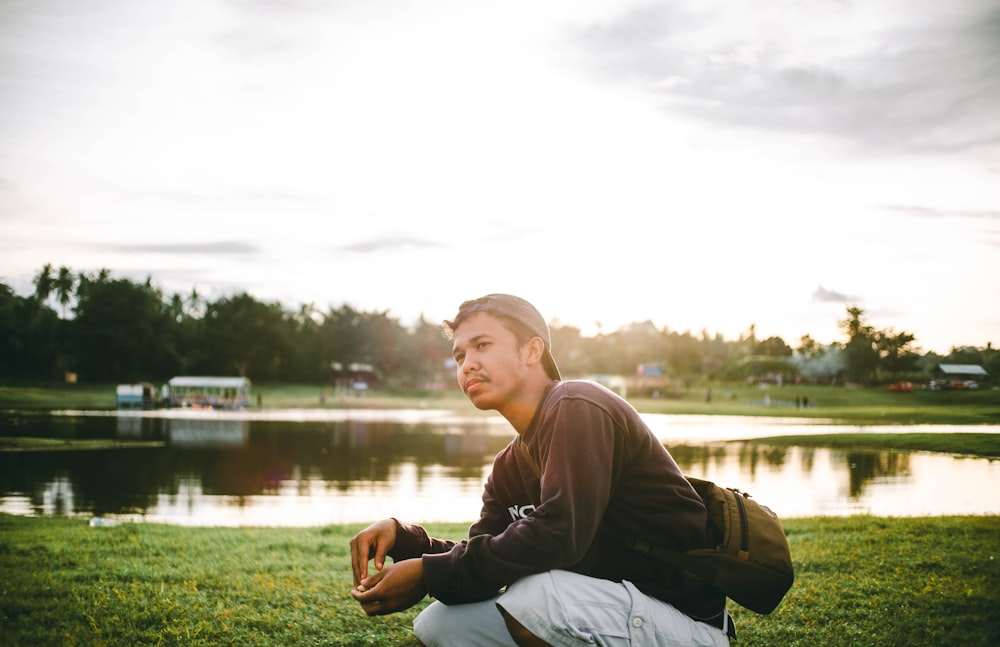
[{"left": 477, "top": 342, "right": 490, "bottom": 350}]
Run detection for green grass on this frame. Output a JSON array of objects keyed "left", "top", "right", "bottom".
[
  {"left": 748, "top": 432, "right": 1000, "bottom": 458},
  {"left": 0, "top": 383, "right": 124, "bottom": 411},
  {"left": 0, "top": 436, "right": 165, "bottom": 452},
  {"left": 630, "top": 383, "right": 1000, "bottom": 425},
  {"left": 1, "top": 514, "right": 997, "bottom": 646}
]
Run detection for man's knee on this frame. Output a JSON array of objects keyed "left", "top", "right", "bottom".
[
  {"left": 412, "top": 603, "right": 444, "bottom": 646},
  {"left": 413, "top": 604, "right": 444, "bottom": 646},
  {"left": 500, "top": 608, "right": 550, "bottom": 647},
  {"left": 414, "top": 599, "right": 517, "bottom": 647}
]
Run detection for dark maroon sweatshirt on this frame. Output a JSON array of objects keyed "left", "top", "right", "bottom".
[{"left": 389, "top": 380, "right": 725, "bottom": 619}]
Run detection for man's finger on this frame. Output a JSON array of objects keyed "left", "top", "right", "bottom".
[
  {"left": 350, "top": 536, "right": 370, "bottom": 585},
  {"left": 351, "top": 584, "right": 385, "bottom": 616},
  {"left": 373, "top": 542, "right": 389, "bottom": 571}
]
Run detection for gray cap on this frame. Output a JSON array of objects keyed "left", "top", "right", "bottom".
[{"left": 452, "top": 293, "right": 561, "bottom": 380}]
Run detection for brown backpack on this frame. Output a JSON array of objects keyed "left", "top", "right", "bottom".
[{"left": 622, "top": 477, "right": 795, "bottom": 614}]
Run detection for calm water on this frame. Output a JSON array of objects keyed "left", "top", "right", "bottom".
[{"left": 1, "top": 408, "right": 997, "bottom": 526}]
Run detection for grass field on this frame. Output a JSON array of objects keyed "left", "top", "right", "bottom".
[
  {"left": 628, "top": 382, "right": 1000, "bottom": 425},
  {"left": 1, "top": 514, "right": 998, "bottom": 646}
]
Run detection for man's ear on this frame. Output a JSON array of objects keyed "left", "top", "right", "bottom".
[{"left": 525, "top": 337, "right": 546, "bottom": 368}]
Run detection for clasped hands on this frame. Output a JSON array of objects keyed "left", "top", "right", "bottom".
[{"left": 349, "top": 518, "right": 427, "bottom": 616}]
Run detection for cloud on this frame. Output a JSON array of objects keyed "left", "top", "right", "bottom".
[
  {"left": 812, "top": 285, "right": 859, "bottom": 303},
  {"left": 101, "top": 241, "right": 262, "bottom": 255},
  {"left": 332, "top": 236, "right": 447, "bottom": 254},
  {"left": 882, "top": 204, "right": 1000, "bottom": 249},
  {"left": 213, "top": 1, "right": 327, "bottom": 62},
  {"left": 881, "top": 204, "right": 1000, "bottom": 221},
  {"left": 572, "top": 0, "right": 1000, "bottom": 154},
  {"left": 117, "top": 186, "right": 328, "bottom": 210}
]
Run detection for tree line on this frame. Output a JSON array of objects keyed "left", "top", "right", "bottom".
[{"left": 1, "top": 264, "right": 996, "bottom": 389}]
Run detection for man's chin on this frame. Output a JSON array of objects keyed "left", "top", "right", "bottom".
[{"left": 466, "top": 392, "right": 496, "bottom": 411}]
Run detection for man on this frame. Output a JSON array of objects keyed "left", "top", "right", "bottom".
[{"left": 350, "top": 294, "right": 731, "bottom": 646}]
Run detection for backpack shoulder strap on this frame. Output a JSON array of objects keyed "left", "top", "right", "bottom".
[{"left": 617, "top": 532, "right": 719, "bottom": 582}]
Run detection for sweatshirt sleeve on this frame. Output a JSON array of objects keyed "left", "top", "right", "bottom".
[
  {"left": 423, "top": 396, "right": 621, "bottom": 604},
  {"left": 387, "top": 519, "right": 458, "bottom": 561}
]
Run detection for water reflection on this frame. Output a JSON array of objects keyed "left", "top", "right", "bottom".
[{"left": 0, "top": 411, "right": 997, "bottom": 525}]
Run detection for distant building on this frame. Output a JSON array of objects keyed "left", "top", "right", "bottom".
[
  {"left": 165, "top": 376, "right": 252, "bottom": 409},
  {"left": 930, "top": 363, "right": 989, "bottom": 390},
  {"left": 934, "top": 363, "right": 988, "bottom": 379},
  {"left": 116, "top": 383, "right": 157, "bottom": 409}
]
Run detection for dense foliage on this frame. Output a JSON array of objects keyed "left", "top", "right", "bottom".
[{"left": 1, "top": 265, "right": 997, "bottom": 388}]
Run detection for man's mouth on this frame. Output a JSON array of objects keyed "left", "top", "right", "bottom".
[{"left": 465, "top": 377, "right": 486, "bottom": 395}]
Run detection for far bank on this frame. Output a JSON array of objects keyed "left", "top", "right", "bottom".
[{"left": 2, "top": 381, "right": 998, "bottom": 426}]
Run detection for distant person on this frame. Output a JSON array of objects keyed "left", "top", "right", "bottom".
[{"left": 350, "top": 294, "right": 731, "bottom": 646}]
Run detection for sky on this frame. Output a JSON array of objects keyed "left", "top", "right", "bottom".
[{"left": 1, "top": 0, "right": 998, "bottom": 355}]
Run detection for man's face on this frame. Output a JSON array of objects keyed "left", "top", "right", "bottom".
[{"left": 451, "top": 312, "right": 531, "bottom": 411}]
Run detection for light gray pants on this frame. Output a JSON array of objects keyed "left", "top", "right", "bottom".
[{"left": 413, "top": 570, "right": 730, "bottom": 647}]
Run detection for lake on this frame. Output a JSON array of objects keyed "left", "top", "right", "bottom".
[{"left": 1, "top": 408, "right": 998, "bottom": 526}]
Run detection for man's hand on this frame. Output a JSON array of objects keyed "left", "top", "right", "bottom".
[
  {"left": 350, "top": 558, "right": 427, "bottom": 616},
  {"left": 350, "top": 518, "right": 399, "bottom": 586}
]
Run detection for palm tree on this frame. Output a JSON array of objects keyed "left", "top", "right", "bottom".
[
  {"left": 32, "top": 263, "right": 54, "bottom": 304},
  {"left": 76, "top": 268, "right": 111, "bottom": 303},
  {"left": 54, "top": 265, "right": 76, "bottom": 318}
]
